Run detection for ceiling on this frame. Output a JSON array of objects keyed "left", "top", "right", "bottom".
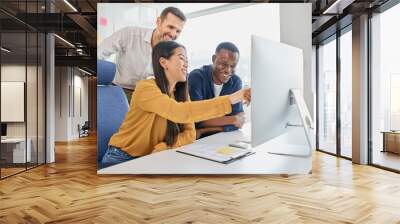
[{"left": 0, "top": 0, "right": 393, "bottom": 75}]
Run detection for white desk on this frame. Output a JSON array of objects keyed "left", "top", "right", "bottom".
[
  {"left": 1, "top": 138, "right": 31, "bottom": 163},
  {"left": 98, "top": 124, "right": 312, "bottom": 175}
]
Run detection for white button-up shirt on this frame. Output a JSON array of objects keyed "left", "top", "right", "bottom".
[{"left": 98, "top": 26, "right": 154, "bottom": 90}]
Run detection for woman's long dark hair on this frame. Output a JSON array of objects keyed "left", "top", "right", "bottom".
[{"left": 152, "top": 41, "right": 188, "bottom": 146}]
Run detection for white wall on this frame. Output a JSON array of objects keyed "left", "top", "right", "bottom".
[
  {"left": 72, "top": 73, "right": 89, "bottom": 138},
  {"left": 279, "top": 3, "right": 313, "bottom": 117},
  {"left": 1, "top": 82, "right": 24, "bottom": 122},
  {"left": 55, "top": 66, "right": 69, "bottom": 141},
  {"left": 97, "top": 3, "right": 170, "bottom": 43},
  {"left": 1, "top": 65, "right": 39, "bottom": 137},
  {"left": 54, "top": 67, "right": 89, "bottom": 141}
]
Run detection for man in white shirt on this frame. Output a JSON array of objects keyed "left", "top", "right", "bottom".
[{"left": 98, "top": 7, "right": 186, "bottom": 102}]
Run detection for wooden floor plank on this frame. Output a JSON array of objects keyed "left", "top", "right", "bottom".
[{"left": 1, "top": 134, "right": 400, "bottom": 223}]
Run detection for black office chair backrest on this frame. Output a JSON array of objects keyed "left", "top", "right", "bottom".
[{"left": 82, "top": 121, "right": 90, "bottom": 129}]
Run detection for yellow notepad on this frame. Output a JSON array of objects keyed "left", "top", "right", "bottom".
[{"left": 217, "top": 146, "right": 236, "bottom": 155}]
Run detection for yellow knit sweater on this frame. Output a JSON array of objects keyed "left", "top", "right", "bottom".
[{"left": 109, "top": 79, "right": 233, "bottom": 157}]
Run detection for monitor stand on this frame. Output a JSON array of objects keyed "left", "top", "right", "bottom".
[
  {"left": 268, "top": 143, "right": 311, "bottom": 157},
  {"left": 267, "top": 89, "right": 315, "bottom": 157}
]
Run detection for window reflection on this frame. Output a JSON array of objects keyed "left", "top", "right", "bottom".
[
  {"left": 340, "top": 30, "right": 352, "bottom": 158},
  {"left": 371, "top": 3, "right": 400, "bottom": 171},
  {"left": 318, "top": 37, "right": 337, "bottom": 154}
]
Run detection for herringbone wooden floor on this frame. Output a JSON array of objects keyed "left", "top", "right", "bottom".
[{"left": 1, "top": 134, "right": 400, "bottom": 224}]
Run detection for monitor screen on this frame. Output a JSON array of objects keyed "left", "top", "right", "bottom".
[
  {"left": 251, "top": 35, "right": 303, "bottom": 148},
  {"left": 250, "top": 35, "right": 315, "bottom": 155}
]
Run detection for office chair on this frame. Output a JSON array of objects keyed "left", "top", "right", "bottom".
[
  {"left": 97, "top": 60, "right": 129, "bottom": 169},
  {"left": 78, "top": 121, "right": 90, "bottom": 138}
]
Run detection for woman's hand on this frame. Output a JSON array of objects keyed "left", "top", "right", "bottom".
[{"left": 228, "top": 88, "right": 251, "bottom": 105}]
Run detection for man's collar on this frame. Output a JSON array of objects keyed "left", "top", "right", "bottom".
[{"left": 208, "top": 65, "right": 222, "bottom": 86}]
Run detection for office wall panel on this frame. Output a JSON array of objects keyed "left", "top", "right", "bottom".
[
  {"left": 1, "top": 82, "right": 24, "bottom": 122},
  {"left": 0, "top": 65, "right": 26, "bottom": 139},
  {"left": 1, "top": 65, "right": 40, "bottom": 138}
]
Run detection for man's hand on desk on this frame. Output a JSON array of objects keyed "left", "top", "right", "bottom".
[{"left": 232, "top": 112, "right": 245, "bottom": 128}]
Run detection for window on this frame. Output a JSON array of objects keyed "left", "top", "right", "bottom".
[
  {"left": 339, "top": 29, "right": 352, "bottom": 158},
  {"left": 371, "top": 2, "right": 400, "bottom": 171},
  {"left": 317, "top": 36, "right": 337, "bottom": 155},
  {"left": 316, "top": 25, "right": 353, "bottom": 159},
  {"left": 390, "top": 74, "right": 400, "bottom": 130}
]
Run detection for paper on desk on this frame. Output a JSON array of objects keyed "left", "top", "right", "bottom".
[
  {"left": 217, "top": 147, "right": 236, "bottom": 155},
  {"left": 178, "top": 143, "right": 251, "bottom": 162}
]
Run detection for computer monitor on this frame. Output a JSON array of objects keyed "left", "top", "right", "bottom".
[
  {"left": 1, "top": 123, "right": 7, "bottom": 138},
  {"left": 250, "top": 35, "right": 315, "bottom": 156}
]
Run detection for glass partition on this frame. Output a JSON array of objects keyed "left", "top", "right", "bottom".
[{"left": 0, "top": 1, "right": 46, "bottom": 179}]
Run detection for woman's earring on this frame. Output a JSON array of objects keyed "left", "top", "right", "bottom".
[{"left": 166, "top": 67, "right": 169, "bottom": 70}]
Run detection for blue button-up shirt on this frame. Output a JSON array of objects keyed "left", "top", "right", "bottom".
[{"left": 188, "top": 65, "right": 243, "bottom": 132}]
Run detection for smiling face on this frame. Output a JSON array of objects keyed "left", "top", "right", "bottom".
[
  {"left": 160, "top": 47, "right": 188, "bottom": 83},
  {"left": 155, "top": 12, "right": 185, "bottom": 42},
  {"left": 212, "top": 49, "right": 239, "bottom": 85}
]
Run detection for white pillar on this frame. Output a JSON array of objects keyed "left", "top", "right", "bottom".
[{"left": 46, "top": 1, "right": 55, "bottom": 163}]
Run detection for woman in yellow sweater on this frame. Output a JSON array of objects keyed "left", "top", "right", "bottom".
[{"left": 102, "top": 41, "right": 251, "bottom": 166}]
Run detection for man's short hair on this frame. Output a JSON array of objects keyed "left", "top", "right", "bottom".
[
  {"left": 215, "top": 42, "right": 240, "bottom": 55},
  {"left": 160, "top": 7, "right": 186, "bottom": 22}
]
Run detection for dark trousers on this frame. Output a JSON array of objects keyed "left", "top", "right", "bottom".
[{"left": 123, "top": 88, "right": 134, "bottom": 103}]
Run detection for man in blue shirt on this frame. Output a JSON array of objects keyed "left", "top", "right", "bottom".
[{"left": 188, "top": 42, "right": 244, "bottom": 138}]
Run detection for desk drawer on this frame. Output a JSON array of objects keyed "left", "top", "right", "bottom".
[
  {"left": 0, "top": 146, "right": 14, "bottom": 163},
  {"left": 0, "top": 140, "right": 31, "bottom": 163},
  {"left": 384, "top": 133, "right": 400, "bottom": 154}
]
